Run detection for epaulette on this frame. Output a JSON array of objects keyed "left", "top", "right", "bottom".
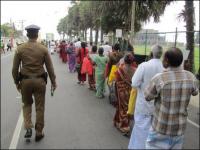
[{"left": 16, "top": 44, "right": 24, "bottom": 54}]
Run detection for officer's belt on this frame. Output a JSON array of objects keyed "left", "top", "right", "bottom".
[{"left": 21, "top": 73, "right": 44, "bottom": 79}]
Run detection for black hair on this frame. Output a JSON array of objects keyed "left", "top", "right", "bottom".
[
  {"left": 124, "top": 54, "right": 134, "bottom": 64},
  {"left": 113, "top": 43, "right": 120, "bottom": 51},
  {"left": 98, "top": 47, "right": 104, "bottom": 55},
  {"left": 90, "top": 41, "right": 93, "bottom": 46},
  {"left": 26, "top": 29, "right": 39, "bottom": 39},
  {"left": 128, "top": 43, "right": 134, "bottom": 51},
  {"left": 81, "top": 42, "right": 86, "bottom": 48},
  {"left": 27, "top": 33, "right": 38, "bottom": 39},
  {"left": 78, "top": 38, "right": 80, "bottom": 41},
  {"left": 92, "top": 45, "right": 97, "bottom": 53},
  {"left": 164, "top": 47, "right": 183, "bottom": 67},
  {"left": 81, "top": 42, "right": 86, "bottom": 56}
]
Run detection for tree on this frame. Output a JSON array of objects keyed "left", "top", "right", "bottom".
[
  {"left": 57, "top": 1, "right": 172, "bottom": 45},
  {"left": 1, "top": 24, "right": 12, "bottom": 37},
  {"left": 57, "top": 16, "right": 68, "bottom": 39},
  {"left": 178, "top": 0, "right": 195, "bottom": 72},
  {"left": 185, "top": 1, "right": 195, "bottom": 72},
  {"left": 1, "top": 23, "right": 21, "bottom": 38},
  {"left": 98, "top": 1, "right": 172, "bottom": 33},
  {"left": 96, "top": 1, "right": 172, "bottom": 46}
]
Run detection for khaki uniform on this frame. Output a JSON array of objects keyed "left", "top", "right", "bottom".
[{"left": 12, "top": 39, "right": 56, "bottom": 135}]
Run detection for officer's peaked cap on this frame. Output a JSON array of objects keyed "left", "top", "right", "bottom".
[{"left": 25, "top": 24, "right": 40, "bottom": 31}]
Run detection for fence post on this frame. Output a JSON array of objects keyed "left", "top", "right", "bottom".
[
  {"left": 174, "top": 27, "right": 178, "bottom": 47},
  {"left": 145, "top": 30, "right": 148, "bottom": 55}
]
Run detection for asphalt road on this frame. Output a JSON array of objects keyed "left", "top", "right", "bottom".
[{"left": 1, "top": 51, "right": 199, "bottom": 149}]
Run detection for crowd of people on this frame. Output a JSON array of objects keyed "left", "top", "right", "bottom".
[
  {"left": 47, "top": 38, "right": 199, "bottom": 149},
  {"left": 2, "top": 31, "right": 198, "bottom": 147}
]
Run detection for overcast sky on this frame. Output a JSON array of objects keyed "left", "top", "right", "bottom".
[
  {"left": 1, "top": 1, "right": 71, "bottom": 39},
  {"left": 144, "top": 1, "right": 199, "bottom": 31},
  {"left": 1, "top": 1, "right": 199, "bottom": 41}
]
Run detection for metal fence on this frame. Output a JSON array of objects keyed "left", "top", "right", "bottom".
[
  {"left": 114, "top": 29, "right": 199, "bottom": 73},
  {"left": 131, "top": 29, "right": 199, "bottom": 55}
]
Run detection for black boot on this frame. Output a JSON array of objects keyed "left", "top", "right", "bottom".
[
  {"left": 24, "top": 128, "right": 32, "bottom": 138},
  {"left": 35, "top": 134, "right": 44, "bottom": 142}
]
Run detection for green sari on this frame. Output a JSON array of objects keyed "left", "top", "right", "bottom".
[{"left": 94, "top": 55, "right": 108, "bottom": 98}]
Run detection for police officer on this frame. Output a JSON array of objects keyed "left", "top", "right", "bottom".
[{"left": 12, "top": 24, "right": 57, "bottom": 142}]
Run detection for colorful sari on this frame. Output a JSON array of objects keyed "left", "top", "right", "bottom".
[
  {"left": 94, "top": 55, "right": 108, "bottom": 98},
  {"left": 107, "top": 51, "right": 123, "bottom": 77},
  {"left": 59, "top": 44, "right": 67, "bottom": 63},
  {"left": 113, "top": 64, "right": 136, "bottom": 134},
  {"left": 67, "top": 46, "right": 76, "bottom": 72},
  {"left": 76, "top": 47, "right": 88, "bottom": 82},
  {"left": 88, "top": 67, "right": 96, "bottom": 90},
  {"left": 88, "top": 53, "right": 98, "bottom": 90}
]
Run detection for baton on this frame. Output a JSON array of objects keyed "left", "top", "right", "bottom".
[{"left": 51, "top": 86, "right": 54, "bottom": 96}]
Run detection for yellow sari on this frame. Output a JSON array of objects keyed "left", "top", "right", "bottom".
[
  {"left": 108, "top": 65, "right": 118, "bottom": 85},
  {"left": 127, "top": 88, "right": 137, "bottom": 115}
]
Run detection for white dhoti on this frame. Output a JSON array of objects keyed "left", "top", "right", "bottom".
[{"left": 128, "top": 114, "right": 152, "bottom": 149}]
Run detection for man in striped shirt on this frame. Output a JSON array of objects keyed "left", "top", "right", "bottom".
[{"left": 144, "top": 47, "right": 199, "bottom": 149}]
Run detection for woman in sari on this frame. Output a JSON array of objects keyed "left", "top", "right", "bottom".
[
  {"left": 107, "top": 43, "right": 124, "bottom": 105},
  {"left": 76, "top": 42, "right": 88, "bottom": 84},
  {"left": 66, "top": 42, "right": 76, "bottom": 73},
  {"left": 93, "top": 47, "right": 108, "bottom": 98},
  {"left": 59, "top": 40, "right": 67, "bottom": 63},
  {"left": 113, "top": 54, "right": 136, "bottom": 135},
  {"left": 88, "top": 45, "right": 98, "bottom": 90},
  {"left": 107, "top": 43, "right": 123, "bottom": 78}
]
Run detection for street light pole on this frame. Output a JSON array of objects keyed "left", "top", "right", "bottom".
[{"left": 130, "top": 1, "right": 136, "bottom": 46}]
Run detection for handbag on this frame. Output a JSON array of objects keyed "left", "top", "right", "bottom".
[
  {"left": 66, "top": 46, "right": 73, "bottom": 54},
  {"left": 76, "top": 63, "right": 81, "bottom": 73},
  {"left": 75, "top": 48, "right": 81, "bottom": 73}
]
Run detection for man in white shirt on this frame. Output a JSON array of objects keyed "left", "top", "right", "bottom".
[
  {"left": 128, "top": 45, "right": 164, "bottom": 149},
  {"left": 101, "top": 42, "right": 112, "bottom": 57},
  {"left": 74, "top": 38, "right": 81, "bottom": 49},
  {"left": 50, "top": 40, "right": 55, "bottom": 54}
]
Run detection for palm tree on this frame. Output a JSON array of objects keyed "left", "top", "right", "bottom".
[
  {"left": 178, "top": 1, "right": 195, "bottom": 72},
  {"left": 98, "top": 1, "right": 172, "bottom": 33},
  {"left": 58, "top": 1, "right": 172, "bottom": 45},
  {"left": 185, "top": 1, "right": 195, "bottom": 72}
]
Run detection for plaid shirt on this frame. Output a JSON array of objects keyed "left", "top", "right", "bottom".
[{"left": 144, "top": 67, "right": 199, "bottom": 136}]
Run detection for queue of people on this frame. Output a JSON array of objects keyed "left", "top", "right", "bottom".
[
  {"left": 22, "top": 33, "right": 199, "bottom": 149},
  {"left": 54, "top": 40, "right": 132, "bottom": 136},
  {"left": 53, "top": 38, "right": 198, "bottom": 149}
]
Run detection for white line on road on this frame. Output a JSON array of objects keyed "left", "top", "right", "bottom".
[
  {"left": 9, "top": 110, "right": 23, "bottom": 150},
  {"left": 16, "top": 96, "right": 22, "bottom": 99},
  {"left": 187, "top": 118, "right": 200, "bottom": 128}
]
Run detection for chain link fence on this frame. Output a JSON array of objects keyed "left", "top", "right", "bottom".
[{"left": 130, "top": 29, "right": 199, "bottom": 73}]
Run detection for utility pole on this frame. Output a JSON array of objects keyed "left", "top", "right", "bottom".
[
  {"left": 15, "top": 20, "right": 26, "bottom": 36},
  {"left": 130, "top": 1, "right": 136, "bottom": 46}
]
